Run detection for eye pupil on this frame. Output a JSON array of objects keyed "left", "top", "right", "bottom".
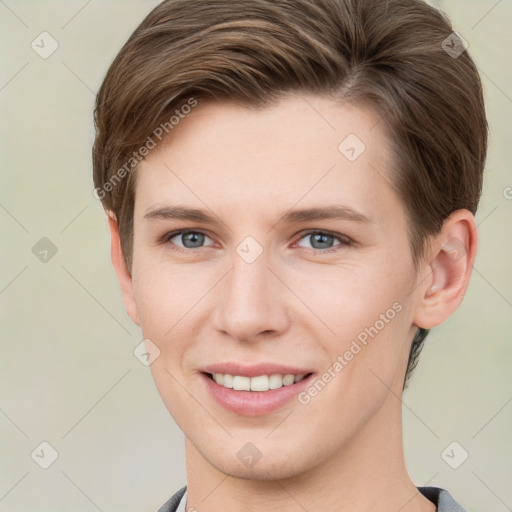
[
  {"left": 311, "top": 232, "right": 333, "bottom": 249},
  {"left": 182, "top": 232, "right": 204, "bottom": 248}
]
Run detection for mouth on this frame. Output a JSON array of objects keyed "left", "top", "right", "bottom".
[
  {"left": 202, "top": 371, "right": 314, "bottom": 392},
  {"left": 200, "top": 370, "right": 315, "bottom": 416}
]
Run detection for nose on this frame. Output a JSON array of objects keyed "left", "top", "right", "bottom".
[{"left": 211, "top": 248, "right": 290, "bottom": 343}]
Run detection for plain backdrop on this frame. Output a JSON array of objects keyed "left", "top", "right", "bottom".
[{"left": 0, "top": 1, "right": 511, "bottom": 511}]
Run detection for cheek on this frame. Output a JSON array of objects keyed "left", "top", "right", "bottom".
[
  {"left": 131, "top": 246, "right": 187, "bottom": 320},
  {"left": 295, "top": 263, "right": 410, "bottom": 385},
  {"left": 130, "top": 255, "right": 218, "bottom": 361},
  {"left": 289, "top": 263, "right": 401, "bottom": 336}
]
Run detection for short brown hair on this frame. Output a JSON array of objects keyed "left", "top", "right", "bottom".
[{"left": 92, "top": 0, "right": 488, "bottom": 388}]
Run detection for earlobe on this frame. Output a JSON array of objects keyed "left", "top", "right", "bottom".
[
  {"left": 107, "top": 212, "right": 140, "bottom": 326},
  {"left": 414, "top": 210, "right": 478, "bottom": 329}
]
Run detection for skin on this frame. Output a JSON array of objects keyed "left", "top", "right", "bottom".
[{"left": 108, "top": 93, "right": 477, "bottom": 512}]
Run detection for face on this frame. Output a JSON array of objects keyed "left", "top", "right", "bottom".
[{"left": 126, "top": 94, "right": 423, "bottom": 480}]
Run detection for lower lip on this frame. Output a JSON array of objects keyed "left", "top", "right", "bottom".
[{"left": 200, "top": 372, "right": 314, "bottom": 417}]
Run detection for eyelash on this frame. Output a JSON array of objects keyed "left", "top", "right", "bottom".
[{"left": 160, "top": 229, "right": 353, "bottom": 255}]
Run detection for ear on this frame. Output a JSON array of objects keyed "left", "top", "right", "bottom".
[
  {"left": 413, "top": 209, "right": 478, "bottom": 329},
  {"left": 106, "top": 211, "right": 140, "bottom": 326}
]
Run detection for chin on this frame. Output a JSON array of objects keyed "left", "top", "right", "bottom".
[
  {"left": 202, "top": 441, "right": 313, "bottom": 482},
  {"left": 214, "top": 458, "right": 306, "bottom": 482}
]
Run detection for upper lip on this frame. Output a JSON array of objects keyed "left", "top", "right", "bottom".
[{"left": 201, "top": 363, "right": 314, "bottom": 378}]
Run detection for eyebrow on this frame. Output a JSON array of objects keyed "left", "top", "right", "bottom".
[{"left": 143, "top": 205, "right": 372, "bottom": 227}]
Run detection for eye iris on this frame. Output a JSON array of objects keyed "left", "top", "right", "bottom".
[
  {"left": 182, "top": 232, "right": 204, "bottom": 248},
  {"left": 311, "top": 233, "right": 333, "bottom": 249}
]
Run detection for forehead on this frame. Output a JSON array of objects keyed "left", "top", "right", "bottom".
[{"left": 133, "top": 93, "right": 401, "bottom": 225}]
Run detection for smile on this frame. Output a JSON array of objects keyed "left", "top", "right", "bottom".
[
  {"left": 205, "top": 372, "right": 311, "bottom": 391},
  {"left": 200, "top": 370, "right": 316, "bottom": 416}
]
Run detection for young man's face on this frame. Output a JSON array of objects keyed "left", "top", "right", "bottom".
[{"left": 121, "top": 94, "right": 427, "bottom": 479}]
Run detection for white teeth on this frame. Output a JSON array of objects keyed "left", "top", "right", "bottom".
[
  {"left": 282, "top": 374, "right": 295, "bottom": 386},
  {"left": 232, "top": 376, "right": 251, "bottom": 391},
  {"left": 211, "top": 372, "right": 309, "bottom": 391},
  {"left": 269, "top": 374, "right": 283, "bottom": 389},
  {"left": 222, "top": 374, "right": 233, "bottom": 388},
  {"left": 250, "top": 375, "right": 269, "bottom": 391}
]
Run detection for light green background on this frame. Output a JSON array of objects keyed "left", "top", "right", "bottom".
[{"left": 1, "top": 1, "right": 511, "bottom": 511}]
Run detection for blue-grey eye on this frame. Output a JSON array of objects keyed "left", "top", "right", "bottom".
[
  {"left": 169, "top": 231, "right": 214, "bottom": 249},
  {"left": 296, "top": 231, "right": 344, "bottom": 250}
]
